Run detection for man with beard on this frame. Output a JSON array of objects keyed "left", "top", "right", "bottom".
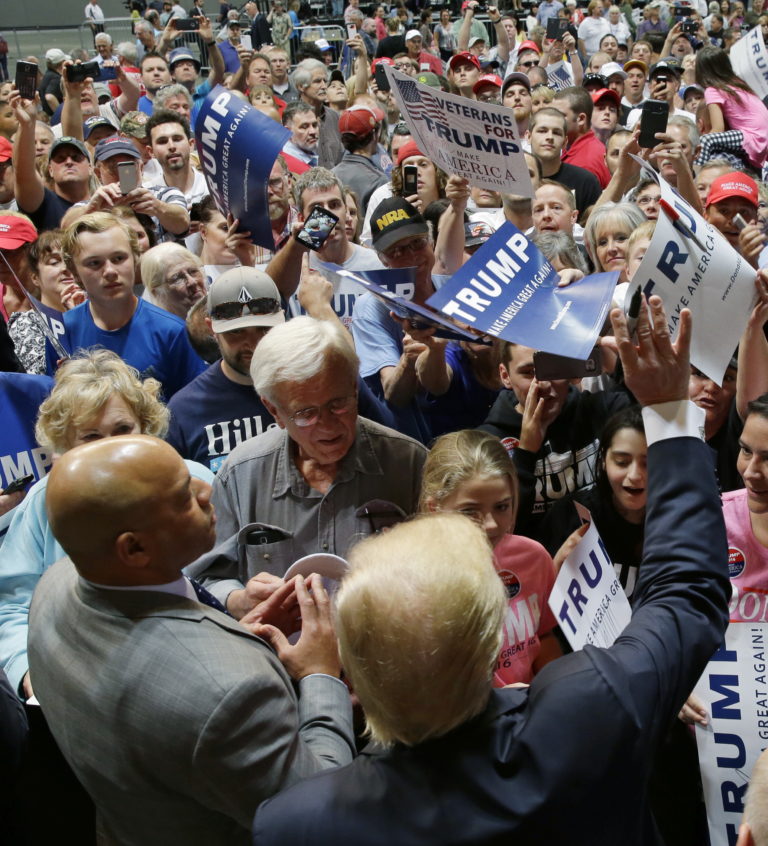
[
  {"left": 143, "top": 109, "right": 209, "bottom": 207},
  {"left": 251, "top": 155, "right": 299, "bottom": 266},
  {"left": 167, "top": 268, "right": 285, "bottom": 472},
  {"left": 281, "top": 102, "right": 319, "bottom": 174}
]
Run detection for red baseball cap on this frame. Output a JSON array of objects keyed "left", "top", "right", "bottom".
[
  {"left": 518, "top": 40, "right": 542, "bottom": 55},
  {"left": 706, "top": 172, "right": 759, "bottom": 208},
  {"left": 339, "top": 104, "right": 385, "bottom": 138},
  {"left": 0, "top": 137, "right": 11, "bottom": 164},
  {"left": 590, "top": 88, "right": 621, "bottom": 106},
  {"left": 0, "top": 215, "right": 38, "bottom": 250},
  {"left": 396, "top": 139, "right": 424, "bottom": 166},
  {"left": 473, "top": 73, "right": 503, "bottom": 95},
  {"left": 371, "top": 56, "right": 394, "bottom": 76},
  {"left": 448, "top": 51, "right": 481, "bottom": 72}
]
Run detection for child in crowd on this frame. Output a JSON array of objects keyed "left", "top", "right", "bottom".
[
  {"left": 419, "top": 429, "right": 560, "bottom": 686},
  {"left": 694, "top": 45, "right": 768, "bottom": 171}
]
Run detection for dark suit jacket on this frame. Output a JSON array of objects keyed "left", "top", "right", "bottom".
[
  {"left": 252, "top": 435, "right": 730, "bottom": 846},
  {"left": 28, "top": 566, "right": 355, "bottom": 846}
]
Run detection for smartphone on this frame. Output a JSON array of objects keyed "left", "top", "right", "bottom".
[
  {"left": 295, "top": 206, "right": 339, "bottom": 251},
  {"left": 66, "top": 60, "right": 100, "bottom": 83},
  {"left": 15, "top": 61, "right": 38, "bottom": 100},
  {"left": 638, "top": 99, "right": 669, "bottom": 148},
  {"left": 174, "top": 17, "right": 200, "bottom": 30},
  {"left": 96, "top": 65, "right": 117, "bottom": 81},
  {"left": 546, "top": 18, "right": 568, "bottom": 40},
  {"left": 374, "top": 62, "right": 390, "bottom": 91},
  {"left": 347, "top": 22, "right": 357, "bottom": 37},
  {"left": 2, "top": 474, "right": 34, "bottom": 496},
  {"left": 403, "top": 164, "right": 418, "bottom": 196},
  {"left": 245, "top": 526, "right": 291, "bottom": 545},
  {"left": 240, "top": 32, "right": 253, "bottom": 50},
  {"left": 118, "top": 160, "right": 139, "bottom": 194},
  {"left": 682, "top": 19, "right": 698, "bottom": 34},
  {"left": 534, "top": 347, "right": 602, "bottom": 381}
]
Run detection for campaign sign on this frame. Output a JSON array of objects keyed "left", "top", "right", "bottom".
[
  {"left": 731, "top": 26, "right": 768, "bottom": 100},
  {"left": 427, "top": 221, "right": 618, "bottom": 359},
  {"left": 693, "top": 623, "right": 768, "bottom": 846},
  {"left": 630, "top": 170, "right": 756, "bottom": 386},
  {"left": 288, "top": 265, "right": 416, "bottom": 328},
  {"left": 385, "top": 67, "right": 533, "bottom": 195},
  {"left": 195, "top": 86, "right": 290, "bottom": 249},
  {"left": 337, "top": 268, "right": 484, "bottom": 342},
  {"left": 546, "top": 59, "right": 575, "bottom": 91},
  {"left": 547, "top": 504, "right": 632, "bottom": 650}
]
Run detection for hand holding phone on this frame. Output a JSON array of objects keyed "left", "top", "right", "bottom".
[
  {"left": 403, "top": 165, "right": 418, "bottom": 197},
  {"left": 638, "top": 99, "right": 669, "bottom": 148},
  {"left": 66, "top": 60, "right": 100, "bottom": 83},
  {"left": 118, "top": 161, "right": 139, "bottom": 195},
  {"left": 15, "top": 61, "right": 38, "bottom": 100},
  {"left": 2, "top": 474, "right": 34, "bottom": 496},
  {"left": 295, "top": 207, "right": 339, "bottom": 251}
]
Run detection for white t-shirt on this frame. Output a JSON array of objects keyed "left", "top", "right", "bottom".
[
  {"left": 577, "top": 17, "right": 611, "bottom": 55},
  {"left": 85, "top": 2, "right": 105, "bottom": 22}
]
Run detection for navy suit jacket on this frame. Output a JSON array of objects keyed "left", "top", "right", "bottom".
[{"left": 252, "top": 435, "right": 731, "bottom": 846}]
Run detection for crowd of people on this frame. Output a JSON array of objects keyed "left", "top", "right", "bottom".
[{"left": 2, "top": 0, "right": 768, "bottom": 843}]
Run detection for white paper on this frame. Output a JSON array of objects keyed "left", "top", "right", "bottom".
[
  {"left": 385, "top": 66, "right": 533, "bottom": 196},
  {"left": 547, "top": 504, "right": 632, "bottom": 650},
  {"left": 730, "top": 26, "right": 768, "bottom": 100},
  {"left": 693, "top": 622, "right": 768, "bottom": 846}
]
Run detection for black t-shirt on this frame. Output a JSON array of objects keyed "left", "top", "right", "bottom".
[
  {"left": 38, "top": 70, "right": 62, "bottom": 117},
  {"left": 20, "top": 188, "right": 75, "bottom": 234},
  {"left": 539, "top": 485, "right": 645, "bottom": 598},
  {"left": 549, "top": 162, "right": 602, "bottom": 216},
  {"left": 376, "top": 35, "right": 406, "bottom": 59},
  {"left": 479, "top": 385, "right": 630, "bottom": 540}
]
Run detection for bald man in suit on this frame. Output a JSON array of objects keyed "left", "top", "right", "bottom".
[{"left": 27, "top": 436, "right": 354, "bottom": 846}]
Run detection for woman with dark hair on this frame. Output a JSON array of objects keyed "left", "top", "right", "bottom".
[
  {"left": 694, "top": 45, "right": 768, "bottom": 170},
  {"left": 540, "top": 404, "right": 647, "bottom": 596}
]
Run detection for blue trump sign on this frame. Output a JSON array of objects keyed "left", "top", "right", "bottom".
[
  {"left": 195, "top": 85, "right": 290, "bottom": 249},
  {"left": 427, "top": 222, "right": 617, "bottom": 360}
]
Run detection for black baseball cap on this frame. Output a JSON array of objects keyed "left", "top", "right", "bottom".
[{"left": 370, "top": 197, "right": 428, "bottom": 253}]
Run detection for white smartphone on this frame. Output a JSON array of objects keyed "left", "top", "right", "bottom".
[
  {"left": 347, "top": 23, "right": 357, "bottom": 37},
  {"left": 240, "top": 33, "right": 253, "bottom": 50}
]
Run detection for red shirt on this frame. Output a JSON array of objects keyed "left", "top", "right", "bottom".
[
  {"left": 416, "top": 51, "right": 444, "bottom": 75},
  {"left": 562, "top": 129, "right": 611, "bottom": 189}
]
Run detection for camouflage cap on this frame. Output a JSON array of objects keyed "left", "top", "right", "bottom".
[{"left": 120, "top": 110, "right": 149, "bottom": 140}]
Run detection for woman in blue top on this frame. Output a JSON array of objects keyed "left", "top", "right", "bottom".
[{"left": 0, "top": 349, "right": 213, "bottom": 700}]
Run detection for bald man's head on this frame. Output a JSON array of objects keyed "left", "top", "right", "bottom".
[{"left": 47, "top": 436, "right": 215, "bottom": 584}]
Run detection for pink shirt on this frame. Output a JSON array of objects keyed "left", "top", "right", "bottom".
[
  {"left": 493, "top": 534, "right": 557, "bottom": 686},
  {"left": 705, "top": 86, "right": 768, "bottom": 168},
  {"left": 722, "top": 489, "right": 768, "bottom": 623}
]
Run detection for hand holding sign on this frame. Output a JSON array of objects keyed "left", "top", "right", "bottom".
[{"left": 610, "top": 295, "right": 691, "bottom": 406}]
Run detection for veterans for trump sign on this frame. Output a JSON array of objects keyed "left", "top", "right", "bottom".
[
  {"left": 427, "top": 222, "right": 618, "bottom": 360},
  {"left": 195, "top": 85, "right": 290, "bottom": 250},
  {"left": 385, "top": 67, "right": 533, "bottom": 196}
]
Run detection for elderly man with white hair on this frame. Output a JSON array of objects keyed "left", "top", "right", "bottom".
[
  {"left": 192, "top": 316, "right": 427, "bottom": 620},
  {"left": 292, "top": 58, "right": 344, "bottom": 168}
]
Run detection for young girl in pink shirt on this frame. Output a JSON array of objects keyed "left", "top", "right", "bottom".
[
  {"left": 420, "top": 429, "right": 561, "bottom": 686},
  {"left": 694, "top": 45, "right": 768, "bottom": 171}
]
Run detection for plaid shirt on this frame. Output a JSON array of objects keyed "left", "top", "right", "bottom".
[{"left": 252, "top": 205, "right": 300, "bottom": 266}]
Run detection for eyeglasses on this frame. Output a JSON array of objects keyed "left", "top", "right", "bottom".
[
  {"left": 520, "top": 59, "right": 539, "bottom": 67},
  {"left": 394, "top": 62, "right": 413, "bottom": 71},
  {"left": 165, "top": 266, "right": 203, "bottom": 288},
  {"left": 636, "top": 195, "right": 659, "bottom": 206},
  {"left": 383, "top": 236, "right": 429, "bottom": 260},
  {"left": 285, "top": 393, "right": 357, "bottom": 427},
  {"left": 210, "top": 297, "right": 282, "bottom": 321}
]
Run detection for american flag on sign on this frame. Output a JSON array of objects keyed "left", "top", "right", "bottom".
[{"left": 397, "top": 79, "right": 444, "bottom": 123}]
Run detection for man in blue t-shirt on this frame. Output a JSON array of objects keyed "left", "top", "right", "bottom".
[
  {"left": 46, "top": 212, "right": 205, "bottom": 399},
  {"left": 167, "top": 266, "right": 285, "bottom": 472}
]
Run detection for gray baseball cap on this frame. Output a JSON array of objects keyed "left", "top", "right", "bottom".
[{"left": 207, "top": 267, "right": 285, "bottom": 333}]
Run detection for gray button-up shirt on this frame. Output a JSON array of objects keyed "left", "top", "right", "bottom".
[{"left": 194, "top": 417, "right": 427, "bottom": 604}]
